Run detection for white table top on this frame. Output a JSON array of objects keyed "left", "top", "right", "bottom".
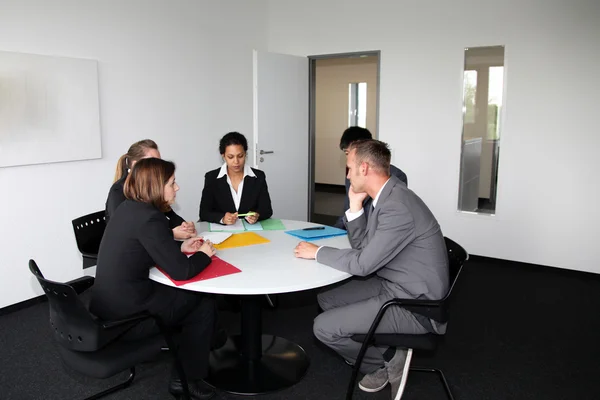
[{"left": 149, "top": 219, "right": 351, "bottom": 295}]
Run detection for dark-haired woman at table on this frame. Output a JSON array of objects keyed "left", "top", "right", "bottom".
[{"left": 199, "top": 131, "right": 273, "bottom": 224}]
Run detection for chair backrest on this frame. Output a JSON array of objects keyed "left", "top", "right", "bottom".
[
  {"left": 71, "top": 211, "right": 106, "bottom": 255},
  {"left": 411, "top": 237, "right": 468, "bottom": 323},
  {"left": 29, "top": 260, "right": 106, "bottom": 352},
  {"left": 445, "top": 236, "right": 468, "bottom": 291},
  {"left": 436, "top": 237, "right": 468, "bottom": 322}
]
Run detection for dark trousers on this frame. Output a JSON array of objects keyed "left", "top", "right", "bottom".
[{"left": 122, "top": 285, "right": 216, "bottom": 381}]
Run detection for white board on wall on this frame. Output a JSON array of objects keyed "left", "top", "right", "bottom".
[{"left": 0, "top": 51, "right": 101, "bottom": 168}]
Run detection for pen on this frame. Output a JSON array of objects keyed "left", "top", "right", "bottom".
[
  {"left": 237, "top": 212, "right": 256, "bottom": 217},
  {"left": 302, "top": 226, "right": 325, "bottom": 231}
]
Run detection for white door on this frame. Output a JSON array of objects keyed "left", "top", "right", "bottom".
[{"left": 253, "top": 50, "right": 309, "bottom": 221}]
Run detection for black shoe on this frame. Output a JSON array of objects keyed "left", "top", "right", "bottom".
[
  {"left": 169, "top": 377, "right": 215, "bottom": 400},
  {"left": 211, "top": 327, "right": 228, "bottom": 350}
]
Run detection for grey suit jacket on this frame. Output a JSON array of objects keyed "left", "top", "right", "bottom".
[
  {"left": 317, "top": 175, "right": 449, "bottom": 302},
  {"left": 334, "top": 164, "right": 408, "bottom": 229}
]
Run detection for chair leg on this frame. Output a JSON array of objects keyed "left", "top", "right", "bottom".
[
  {"left": 410, "top": 367, "right": 455, "bottom": 400},
  {"left": 345, "top": 303, "right": 396, "bottom": 400},
  {"left": 264, "top": 294, "right": 276, "bottom": 308},
  {"left": 84, "top": 367, "right": 135, "bottom": 400}
]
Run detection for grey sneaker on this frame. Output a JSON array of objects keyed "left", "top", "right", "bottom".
[
  {"left": 388, "top": 348, "right": 413, "bottom": 400},
  {"left": 358, "top": 366, "right": 389, "bottom": 392}
]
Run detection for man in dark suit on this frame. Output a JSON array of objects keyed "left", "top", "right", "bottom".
[
  {"left": 295, "top": 140, "right": 448, "bottom": 400},
  {"left": 334, "top": 127, "right": 408, "bottom": 230}
]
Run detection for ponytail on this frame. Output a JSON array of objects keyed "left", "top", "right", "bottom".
[
  {"left": 113, "top": 139, "right": 159, "bottom": 183},
  {"left": 113, "top": 154, "right": 128, "bottom": 182}
]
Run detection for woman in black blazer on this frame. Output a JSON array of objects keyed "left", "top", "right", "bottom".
[
  {"left": 199, "top": 132, "right": 273, "bottom": 224},
  {"left": 91, "top": 158, "right": 217, "bottom": 400},
  {"left": 105, "top": 139, "right": 196, "bottom": 239}
]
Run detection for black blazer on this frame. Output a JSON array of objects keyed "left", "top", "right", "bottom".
[
  {"left": 199, "top": 167, "right": 273, "bottom": 223},
  {"left": 105, "top": 174, "right": 185, "bottom": 228},
  {"left": 90, "top": 200, "right": 211, "bottom": 320}
]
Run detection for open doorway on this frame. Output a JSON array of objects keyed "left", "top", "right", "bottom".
[{"left": 308, "top": 51, "right": 380, "bottom": 225}]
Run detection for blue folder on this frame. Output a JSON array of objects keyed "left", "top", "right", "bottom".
[{"left": 285, "top": 226, "right": 347, "bottom": 241}]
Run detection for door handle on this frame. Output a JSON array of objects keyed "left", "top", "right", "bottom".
[{"left": 260, "top": 150, "right": 274, "bottom": 155}]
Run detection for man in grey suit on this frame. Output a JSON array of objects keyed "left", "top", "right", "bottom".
[
  {"left": 295, "top": 140, "right": 448, "bottom": 399},
  {"left": 334, "top": 127, "right": 408, "bottom": 230}
]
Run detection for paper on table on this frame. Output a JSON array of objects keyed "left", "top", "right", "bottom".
[
  {"left": 157, "top": 256, "right": 241, "bottom": 286},
  {"left": 259, "top": 218, "right": 286, "bottom": 230},
  {"left": 209, "top": 219, "right": 245, "bottom": 232},
  {"left": 198, "top": 232, "right": 232, "bottom": 245},
  {"left": 214, "top": 232, "right": 270, "bottom": 250},
  {"left": 285, "top": 226, "right": 347, "bottom": 241},
  {"left": 242, "top": 220, "right": 263, "bottom": 231}
]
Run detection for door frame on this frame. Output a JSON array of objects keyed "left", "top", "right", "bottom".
[{"left": 307, "top": 50, "right": 381, "bottom": 220}]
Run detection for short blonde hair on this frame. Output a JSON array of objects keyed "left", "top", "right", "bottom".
[{"left": 349, "top": 139, "right": 391, "bottom": 176}]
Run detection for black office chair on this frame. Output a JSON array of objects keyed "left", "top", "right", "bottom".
[
  {"left": 29, "top": 260, "right": 191, "bottom": 400},
  {"left": 346, "top": 237, "right": 468, "bottom": 400},
  {"left": 72, "top": 211, "right": 106, "bottom": 269}
]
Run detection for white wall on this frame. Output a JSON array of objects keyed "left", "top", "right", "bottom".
[
  {"left": 315, "top": 56, "right": 378, "bottom": 185},
  {"left": 267, "top": 0, "right": 600, "bottom": 273},
  {"left": 0, "top": 0, "right": 267, "bottom": 308}
]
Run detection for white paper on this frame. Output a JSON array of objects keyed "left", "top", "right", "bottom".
[
  {"left": 209, "top": 220, "right": 245, "bottom": 232},
  {"left": 199, "top": 232, "right": 233, "bottom": 245}
]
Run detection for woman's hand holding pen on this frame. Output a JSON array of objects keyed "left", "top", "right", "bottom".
[
  {"left": 223, "top": 212, "right": 238, "bottom": 225},
  {"left": 245, "top": 211, "right": 259, "bottom": 224}
]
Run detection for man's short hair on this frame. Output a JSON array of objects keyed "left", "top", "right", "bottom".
[
  {"left": 124, "top": 158, "right": 176, "bottom": 212},
  {"left": 339, "top": 126, "right": 372, "bottom": 151},
  {"left": 348, "top": 139, "right": 391, "bottom": 176}
]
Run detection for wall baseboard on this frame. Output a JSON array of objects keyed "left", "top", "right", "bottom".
[
  {"left": 468, "top": 254, "right": 600, "bottom": 279},
  {"left": 0, "top": 295, "right": 46, "bottom": 317}
]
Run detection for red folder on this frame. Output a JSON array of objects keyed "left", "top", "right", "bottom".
[{"left": 157, "top": 255, "right": 241, "bottom": 286}]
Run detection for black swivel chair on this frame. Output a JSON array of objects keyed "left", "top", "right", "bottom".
[
  {"left": 29, "top": 260, "right": 191, "bottom": 400},
  {"left": 72, "top": 211, "right": 107, "bottom": 269},
  {"left": 346, "top": 237, "right": 468, "bottom": 400}
]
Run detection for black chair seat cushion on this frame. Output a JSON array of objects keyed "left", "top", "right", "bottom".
[
  {"left": 351, "top": 333, "right": 439, "bottom": 352},
  {"left": 57, "top": 334, "right": 164, "bottom": 379}
]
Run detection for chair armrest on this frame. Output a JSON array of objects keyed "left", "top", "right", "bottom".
[
  {"left": 101, "top": 312, "right": 152, "bottom": 330},
  {"left": 387, "top": 298, "right": 441, "bottom": 307},
  {"left": 66, "top": 276, "right": 95, "bottom": 294},
  {"left": 384, "top": 298, "right": 444, "bottom": 323}
]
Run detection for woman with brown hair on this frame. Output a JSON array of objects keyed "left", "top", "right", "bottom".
[
  {"left": 105, "top": 139, "right": 196, "bottom": 239},
  {"left": 91, "top": 158, "right": 217, "bottom": 400}
]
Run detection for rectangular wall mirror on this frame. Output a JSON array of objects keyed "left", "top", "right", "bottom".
[
  {"left": 458, "top": 45, "right": 505, "bottom": 214},
  {"left": 348, "top": 82, "right": 367, "bottom": 128}
]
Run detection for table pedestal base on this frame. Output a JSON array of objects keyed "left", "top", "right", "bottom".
[{"left": 207, "top": 334, "right": 309, "bottom": 395}]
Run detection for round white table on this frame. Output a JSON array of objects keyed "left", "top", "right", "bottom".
[{"left": 149, "top": 219, "right": 351, "bottom": 395}]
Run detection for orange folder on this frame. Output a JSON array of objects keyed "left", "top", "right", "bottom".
[
  {"left": 214, "top": 232, "right": 270, "bottom": 250},
  {"left": 157, "top": 256, "right": 241, "bottom": 286}
]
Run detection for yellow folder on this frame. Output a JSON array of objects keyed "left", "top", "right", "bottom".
[{"left": 214, "top": 232, "right": 270, "bottom": 250}]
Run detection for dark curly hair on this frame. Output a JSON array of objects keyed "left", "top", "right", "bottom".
[{"left": 219, "top": 132, "right": 248, "bottom": 154}]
